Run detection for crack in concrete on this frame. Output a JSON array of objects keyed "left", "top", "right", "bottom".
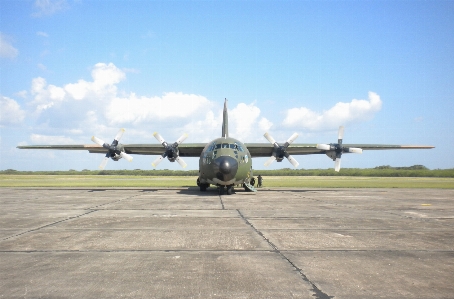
[
  {"left": 1, "top": 210, "right": 97, "bottom": 241},
  {"left": 2, "top": 194, "right": 142, "bottom": 241},
  {"left": 237, "top": 209, "right": 333, "bottom": 299},
  {"left": 218, "top": 195, "right": 225, "bottom": 210}
]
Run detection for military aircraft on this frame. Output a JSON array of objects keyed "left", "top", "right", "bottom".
[{"left": 17, "top": 99, "right": 434, "bottom": 195}]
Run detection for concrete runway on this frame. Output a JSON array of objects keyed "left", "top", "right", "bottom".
[{"left": 1, "top": 187, "right": 453, "bottom": 299}]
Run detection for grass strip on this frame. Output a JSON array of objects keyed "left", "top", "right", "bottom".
[{"left": 1, "top": 175, "right": 453, "bottom": 188}]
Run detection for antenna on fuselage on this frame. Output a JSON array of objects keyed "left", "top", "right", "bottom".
[{"left": 222, "top": 98, "right": 229, "bottom": 138}]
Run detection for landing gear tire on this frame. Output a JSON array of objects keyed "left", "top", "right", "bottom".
[
  {"left": 227, "top": 185, "right": 234, "bottom": 195},
  {"left": 218, "top": 186, "right": 225, "bottom": 195}
]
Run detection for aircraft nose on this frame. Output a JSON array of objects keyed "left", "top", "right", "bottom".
[{"left": 214, "top": 156, "right": 238, "bottom": 182}]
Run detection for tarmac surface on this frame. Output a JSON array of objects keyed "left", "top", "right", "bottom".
[{"left": 1, "top": 187, "right": 453, "bottom": 299}]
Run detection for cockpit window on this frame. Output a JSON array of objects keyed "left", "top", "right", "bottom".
[
  {"left": 229, "top": 144, "right": 236, "bottom": 149},
  {"left": 215, "top": 144, "right": 222, "bottom": 149},
  {"left": 222, "top": 143, "right": 229, "bottom": 148}
]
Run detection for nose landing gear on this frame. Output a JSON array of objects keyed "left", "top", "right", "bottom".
[{"left": 218, "top": 185, "right": 234, "bottom": 195}]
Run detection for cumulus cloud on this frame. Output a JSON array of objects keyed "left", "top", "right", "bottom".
[
  {"left": 229, "top": 102, "right": 273, "bottom": 140},
  {"left": 30, "top": 63, "right": 125, "bottom": 114},
  {"left": 32, "top": 0, "right": 68, "bottom": 17},
  {"left": 22, "top": 62, "right": 276, "bottom": 147},
  {"left": 30, "top": 134, "right": 75, "bottom": 144},
  {"left": 181, "top": 102, "right": 272, "bottom": 142},
  {"left": 282, "top": 92, "right": 382, "bottom": 131},
  {"left": 106, "top": 92, "right": 212, "bottom": 125},
  {"left": 0, "top": 32, "right": 18, "bottom": 59},
  {"left": 0, "top": 96, "right": 26, "bottom": 125},
  {"left": 183, "top": 110, "right": 222, "bottom": 141},
  {"left": 65, "top": 62, "right": 125, "bottom": 100},
  {"left": 31, "top": 77, "right": 66, "bottom": 113}
]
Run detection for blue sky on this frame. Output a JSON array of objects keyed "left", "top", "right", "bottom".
[{"left": 1, "top": 0, "right": 452, "bottom": 171}]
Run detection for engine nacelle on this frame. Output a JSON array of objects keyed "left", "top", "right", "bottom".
[{"left": 110, "top": 151, "right": 122, "bottom": 161}]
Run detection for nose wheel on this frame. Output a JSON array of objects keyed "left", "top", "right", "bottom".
[{"left": 218, "top": 185, "right": 234, "bottom": 195}]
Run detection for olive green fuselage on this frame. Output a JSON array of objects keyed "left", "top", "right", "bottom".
[{"left": 198, "top": 136, "right": 252, "bottom": 187}]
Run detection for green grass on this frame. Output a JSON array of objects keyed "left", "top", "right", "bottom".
[
  {"left": 1, "top": 175, "right": 453, "bottom": 188},
  {"left": 261, "top": 176, "right": 454, "bottom": 189}
]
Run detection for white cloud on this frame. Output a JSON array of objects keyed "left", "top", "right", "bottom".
[
  {"left": 0, "top": 32, "right": 18, "bottom": 59},
  {"left": 37, "top": 63, "right": 47, "bottom": 71},
  {"left": 15, "top": 90, "right": 28, "bottom": 98},
  {"left": 181, "top": 101, "right": 272, "bottom": 142},
  {"left": 31, "top": 77, "right": 66, "bottom": 113},
  {"left": 0, "top": 96, "right": 26, "bottom": 125},
  {"left": 22, "top": 62, "right": 276, "bottom": 147},
  {"left": 30, "top": 134, "right": 75, "bottom": 144},
  {"left": 32, "top": 0, "right": 68, "bottom": 17},
  {"left": 106, "top": 92, "right": 211, "bottom": 125},
  {"left": 30, "top": 63, "right": 125, "bottom": 115},
  {"left": 229, "top": 102, "right": 273, "bottom": 140},
  {"left": 183, "top": 110, "right": 222, "bottom": 141},
  {"left": 64, "top": 62, "right": 125, "bottom": 100},
  {"left": 282, "top": 92, "right": 382, "bottom": 131},
  {"left": 36, "top": 31, "right": 49, "bottom": 37}
]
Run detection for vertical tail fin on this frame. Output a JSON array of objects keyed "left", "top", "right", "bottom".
[{"left": 222, "top": 98, "right": 229, "bottom": 138}]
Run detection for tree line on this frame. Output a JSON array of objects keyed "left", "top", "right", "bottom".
[{"left": 1, "top": 165, "right": 453, "bottom": 177}]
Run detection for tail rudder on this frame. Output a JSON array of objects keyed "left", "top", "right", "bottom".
[{"left": 222, "top": 98, "right": 229, "bottom": 138}]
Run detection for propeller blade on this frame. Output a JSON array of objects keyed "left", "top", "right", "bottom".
[
  {"left": 151, "top": 155, "right": 164, "bottom": 168},
  {"left": 286, "top": 132, "right": 299, "bottom": 145},
  {"left": 176, "top": 156, "right": 187, "bottom": 168},
  {"left": 153, "top": 132, "right": 166, "bottom": 145},
  {"left": 338, "top": 126, "right": 345, "bottom": 141},
  {"left": 99, "top": 157, "right": 109, "bottom": 170},
  {"left": 287, "top": 155, "right": 299, "bottom": 168},
  {"left": 120, "top": 152, "right": 133, "bottom": 162},
  {"left": 114, "top": 128, "right": 126, "bottom": 142},
  {"left": 176, "top": 133, "right": 188, "bottom": 145},
  {"left": 347, "top": 147, "right": 363, "bottom": 154},
  {"left": 316, "top": 144, "right": 331, "bottom": 151},
  {"left": 334, "top": 158, "right": 341, "bottom": 172},
  {"left": 263, "top": 132, "right": 277, "bottom": 145},
  {"left": 264, "top": 156, "right": 276, "bottom": 167},
  {"left": 91, "top": 136, "right": 106, "bottom": 147}
]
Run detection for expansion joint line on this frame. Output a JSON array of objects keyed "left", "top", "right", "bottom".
[
  {"left": 88, "top": 193, "right": 142, "bottom": 210},
  {"left": 1, "top": 210, "right": 97, "bottom": 241},
  {"left": 236, "top": 209, "right": 333, "bottom": 299},
  {"left": 218, "top": 195, "right": 225, "bottom": 210}
]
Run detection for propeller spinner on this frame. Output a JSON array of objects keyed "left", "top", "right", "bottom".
[
  {"left": 91, "top": 128, "right": 133, "bottom": 170},
  {"left": 316, "top": 126, "right": 362, "bottom": 172},
  {"left": 263, "top": 132, "right": 300, "bottom": 168},
  {"left": 152, "top": 132, "right": 188, "bottom": 168}
]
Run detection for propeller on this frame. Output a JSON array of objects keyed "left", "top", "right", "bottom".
[
  {"left": 263, "top": 132, "right": 300, "bottom": 168},
  {"left": 316, "top": 126, "right": 362, "bottom": 172},
  {"left": 152, "top": 132, "right": 188, "bottom": 168},
  {"left": 91, "top": 128, "right": 133, "bottom": 170}
]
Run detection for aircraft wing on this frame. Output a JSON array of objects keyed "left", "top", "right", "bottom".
[
  {"left": 245, "top": 143, "right": 435, "bottom": 158},
  {"left": 17, "top": 143, "right": 207, "bottom": 157}
]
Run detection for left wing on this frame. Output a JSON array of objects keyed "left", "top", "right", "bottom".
[{"left": 17, "top": 143, "right": 207, "bottom": 157}]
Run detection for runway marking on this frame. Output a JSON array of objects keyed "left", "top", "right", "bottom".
[{"left": 237, "top": 209, "right": 333, "bottom": 299}]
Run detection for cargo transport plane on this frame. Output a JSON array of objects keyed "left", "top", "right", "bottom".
[{"left": 18, "top": 99, "right": 434, "bottom": 195}]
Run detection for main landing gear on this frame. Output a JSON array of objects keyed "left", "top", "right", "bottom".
[{"left": 197, "top": 178, "right": 209, "bottom": 192}]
